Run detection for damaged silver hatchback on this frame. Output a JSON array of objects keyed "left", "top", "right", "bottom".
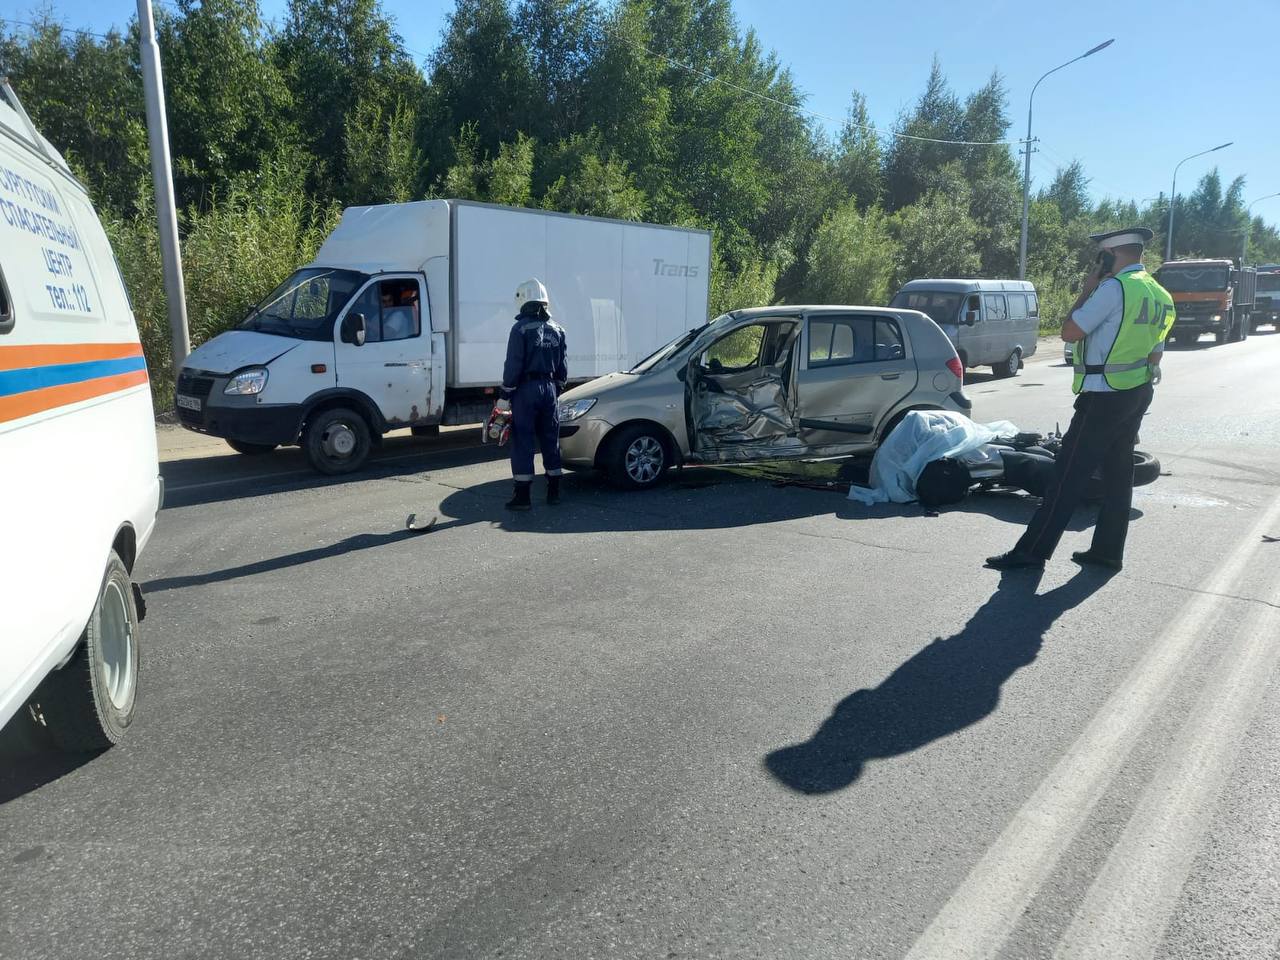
[{"left": 557, "top": 306, "right": 972, "bottom": 489}]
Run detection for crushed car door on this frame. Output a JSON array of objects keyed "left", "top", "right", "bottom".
[
  {"left": 685, "top": 319, "right": 805, "bottom": 462},
  {"left": 795, "top": 313, "right": 917, "bottom": 451}
]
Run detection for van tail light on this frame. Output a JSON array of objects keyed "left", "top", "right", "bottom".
[{"left": 946, "top": 356, "right": 964, "bottom": 383}]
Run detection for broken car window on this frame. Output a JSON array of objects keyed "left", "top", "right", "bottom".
[{"left": 704, "top": 324, "right": 766, "bottom": 372}]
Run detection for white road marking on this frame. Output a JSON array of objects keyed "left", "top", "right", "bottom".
[
  {"left": 903, "top": 490, "right": 1280, "bottom": 960},
  {"left": 1052, "top": 585, "right": 1280, "bottom": 959}
]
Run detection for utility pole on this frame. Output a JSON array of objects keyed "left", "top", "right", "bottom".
[{"left": 136, "top": 0, "right": 190, "bottom": 366}]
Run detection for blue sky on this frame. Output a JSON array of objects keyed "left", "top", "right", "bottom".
[{"left": 4, "top": 0, "right": 1278, "bottom": 227}]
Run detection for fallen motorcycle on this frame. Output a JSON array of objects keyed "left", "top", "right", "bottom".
[{"left": 916, "top": 429, "right": 1161, "bottom": 507}]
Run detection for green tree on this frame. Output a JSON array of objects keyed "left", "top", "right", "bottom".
[
  {"left": 1041, "top": 160, "right": 1091, "bottom": 225},
  {"left": 540, "top": 135, "right": 648, "bottom": 220},
  {"left": 516, "top": 0, "right": 601, "bottom": 141},
  {"left": 803, "top": 198, "right": 896, "bottom": 305},
  {"left": 158, "top": 0, "right": 296, "bottom": 207},
  {"left": 343, "top": 97, "right": 423, "bottom": 204},
  {"left": 882, "top": 57, "right": 966, "bottom": 211},
  {"left": 1, "top": 19, "right": 149, "bottom": 215},
  {"left": 890, "top": 187, "right": 981, "bottom": 287},
  {"left": 833, "top": 91, "right": 882, "bottom": 209}
]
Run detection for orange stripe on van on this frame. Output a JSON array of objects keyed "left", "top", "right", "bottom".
[
  {"left": 0, "top": 369, "right": 150, "bottom": 424},
  {"left": 0, "top": 342, "right": 145, "bottom": 372}
]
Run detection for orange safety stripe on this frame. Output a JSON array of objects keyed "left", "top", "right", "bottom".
[
  {"left": 0, "top": 341, "right": 145, "bottom": 371},
  {"left": 0, "top": 369, "right": 150, "bottom": 424}
]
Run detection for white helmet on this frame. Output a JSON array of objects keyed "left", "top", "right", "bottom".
[{"left": 515, "top": 278, "right": 549, "bottom": 306}]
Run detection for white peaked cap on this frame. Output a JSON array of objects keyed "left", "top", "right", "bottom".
[{"left": 1089, "top": 227, "right": 1154, "bottom": 250}]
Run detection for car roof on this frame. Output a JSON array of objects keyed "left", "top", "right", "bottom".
[
  {"left": 728, "top": 305, "right": 931, "bottom": 319},
  {"left": 1160, "top": 259, "right": 1232, "bottom": 267}
]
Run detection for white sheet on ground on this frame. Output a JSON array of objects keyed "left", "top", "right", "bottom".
[{"left": 848, "top": 410, "right": 1019, "bottom": 505}]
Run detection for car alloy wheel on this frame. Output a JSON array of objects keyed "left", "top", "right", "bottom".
[{"left": 625, "top": 435, "right": 664, "bottom": 485}]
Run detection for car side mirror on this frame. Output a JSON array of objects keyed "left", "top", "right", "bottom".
[
  {"left": 964, "top": 310, "right": 978, "bottom": 326},
  {"left": 341, "top": 312, "right": 367, "bottom": 346}
]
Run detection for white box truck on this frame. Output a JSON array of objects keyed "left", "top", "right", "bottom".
[
  {"left": 1, "top": 80, "right": 160, "bottom": 750},
  {"left": 175, "top": 200, "right": 712, "bottom": 474}
]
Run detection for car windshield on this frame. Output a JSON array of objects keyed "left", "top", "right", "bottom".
[
  {"left": 890, "top": 290, "right": 963, "bottom": 326},
  {"left": 240, "top": 268, "right": 369, "bottom": 341},
  {"left": 1257, "top": 273, "right": 1280, "bottom": 292},
  {"left": 1157, "top": 266, "right": 1228, "bottom": 293},
  {"left": 629, "top": 317, "right": 722, "bottom": 373}
]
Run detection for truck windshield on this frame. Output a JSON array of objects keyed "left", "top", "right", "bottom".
[
  {"left": 1257, "top": 273, "right": 1280, "bottom": 292},
  {"left": 240, "top": 268, "right": 369, "bottom": 341},
  {"left": 1157, "top": 266, "right": 1228, "bottom": 293},
  {"left": 889, "top": 290, "right": 963, "bottom": 326}
]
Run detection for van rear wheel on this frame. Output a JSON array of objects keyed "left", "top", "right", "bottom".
[
  {"left": 226, "top": 439, "right": 277, "bottom": 455},
  {"left": 31, "top": 551, "right": 139, "bottom": 752},
  {"left": 994, "top": 349, "right": 1021, "bottom": 379},
  {"left": 304, "top": 406, "right": 372, "bottom": 474}
]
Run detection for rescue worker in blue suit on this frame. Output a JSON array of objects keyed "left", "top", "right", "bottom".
[{"left": 499, "top": 278, "right": 568, "bottom": 511}]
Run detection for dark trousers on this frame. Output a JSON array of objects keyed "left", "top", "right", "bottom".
[
  {"left": 510, "top": 381, "right": 562, "bottom": 481},
  {"left": 1014, "top": 383, "right": 1153, "bottom": 562}
]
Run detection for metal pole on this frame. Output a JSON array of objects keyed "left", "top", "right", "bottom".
[
  {"left": 1017, "top": 39, "right": 1114, "bottom": 281},
  {"left": 136, "top": 0, "right": 190, "bottom": 366},
  {"left": 1165, "top": 142, "right": 1233, "bottom": 262}
]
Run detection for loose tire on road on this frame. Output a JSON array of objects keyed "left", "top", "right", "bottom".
[
  {"left": 226, "top": 439, "right": 277, "bottom": 456},
  {"left": 31, "top": 551, "right": 140, "bottom": 752},
  {"left": 304, "top": 406, "right": 372, "bottom": 475},
  {"left": 606, "top": 424, "right": 671, "bottom": 490},
  {"left": 993, "top": 349, "right": 1021, "bottom": 379}
]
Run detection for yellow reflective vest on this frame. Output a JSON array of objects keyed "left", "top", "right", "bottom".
[{"left": 1073, "top": 269, "right": 1176, "bottom": 393}]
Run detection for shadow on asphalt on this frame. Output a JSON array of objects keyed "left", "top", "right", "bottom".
[
  {"left": 160, "top": 430, "right": 507, "bottom": 509},
  {"left": 0, "top": 709, "right": 99, "bottom": 804},
  {"left": 763, "top": 569, "right": 1115, "bottom": 795}
]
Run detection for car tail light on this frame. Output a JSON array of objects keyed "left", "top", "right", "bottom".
[{"left": 946, "top": 356, "right": 964, "bottom": 383}]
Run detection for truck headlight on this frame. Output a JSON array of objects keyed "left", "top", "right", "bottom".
[
  {"left": 224, "top": 367, "right": 269, "bottom": 396},
  {"left": 558, "top": 398, "right": 597, "bottom": 422},
  {"left": 1210, "top": 314, "right": 1221, "bottom": 323}
]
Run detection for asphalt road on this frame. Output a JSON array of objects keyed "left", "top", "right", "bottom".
[{"left": 4, "top": 333, "right": 1280, "bottom": 960}]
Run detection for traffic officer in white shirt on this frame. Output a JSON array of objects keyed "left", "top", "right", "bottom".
[{"left": 987, "top": 227, "right": 1174, "bottom": 572}]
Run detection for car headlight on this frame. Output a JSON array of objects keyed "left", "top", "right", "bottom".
[
  {"left": 1209, "top": 314, "right": 1221, "bottom": 323},
  {"left": 558, "top": 398, "right": 597, "bottom": 422},
  {"left": 224, "top": 367, "right": 269, "bottom": 396}
]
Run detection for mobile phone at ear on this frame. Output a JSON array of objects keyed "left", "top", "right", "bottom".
[{"left": 1097, "top": 250, "right": 1116, "bottom": 276}]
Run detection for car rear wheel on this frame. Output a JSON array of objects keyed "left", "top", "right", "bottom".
[
  {"left": 606, "top": 425, "right": 670, "bottom": 490},
  {"left": 226, "top": 439, "right": 277, "bottom": 455},
  {"left": 304, "top": 406, "right": 372, "bottom": 475},
  {"left": 993, "top": 349, "right": 1021, "bottom": 378},
  {"left": 31, "top": 551, "right": 140, "bottom": 752}
]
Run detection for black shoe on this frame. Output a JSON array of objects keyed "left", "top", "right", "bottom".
[
  {"left": 546, "top": 475, "right": 561, "bottom": 505},
  {"left": 505, "top": 481, "right": 532, "bottom": 512},
  {"left": 984, "top": 550, "right": 1045, "bottom": 571},
  {"left": 1071, "top": 550, "right": 1122, "bottom": 571}
]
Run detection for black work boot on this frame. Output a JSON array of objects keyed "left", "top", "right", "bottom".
[
  {"left": 546, "top": 475, "right": 562, "bottom": 505},
  {"left": 505, "top": 481, "right": 532, "bottom": 512}
]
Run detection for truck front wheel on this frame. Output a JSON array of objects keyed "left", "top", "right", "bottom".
[
  {"left": 31, "top": 550, "right": 140, "bottom": 752},
  {"left": 304, "top": 406, "right": 372, "bottom": 474}
]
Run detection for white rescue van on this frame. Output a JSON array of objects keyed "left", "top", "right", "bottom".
[
  {"left": 0, "top": 82, "right": 160, "bottom": 749},
  {"left": 174, "top": 200, "right": 712, "bottom": 474}
]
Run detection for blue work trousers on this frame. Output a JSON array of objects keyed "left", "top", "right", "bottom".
[{"left": 511, "top": 381, "right": 563, "bottom": 481}]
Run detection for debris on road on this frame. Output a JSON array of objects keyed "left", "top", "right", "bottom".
[{"left": 405, "top": 513, "right": 438, "bottom": 533}]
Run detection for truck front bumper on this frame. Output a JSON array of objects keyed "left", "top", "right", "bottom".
[{"left": 175, "top": 369, "right": 304, "bottom": 445}]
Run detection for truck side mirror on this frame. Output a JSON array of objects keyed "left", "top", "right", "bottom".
[
  {"left": 964, "top": 310, "right": 979, "bottom": 326},
  {"left": 341, "top": 312, "right": 367, "bottom": 347}
]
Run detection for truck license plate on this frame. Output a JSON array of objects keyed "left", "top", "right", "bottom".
[{"left": 176, "top": 394, "right": 202, "bottom": 411}]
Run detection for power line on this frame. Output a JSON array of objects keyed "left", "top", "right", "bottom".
[{"left": 0, "top": 15, "right": 117, "bottom": 41}]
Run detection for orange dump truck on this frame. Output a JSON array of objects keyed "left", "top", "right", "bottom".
[{"left": 1156, "top": 259, "right": 1257, "bottom": 346}]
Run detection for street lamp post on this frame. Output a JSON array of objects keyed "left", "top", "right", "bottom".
[
  {"left": 1017, "top": 39, "right": 1115, "bottom": 281},
  {"left": 1165, "top": 142, "right": 1233, "bottom": 262},
  {"left": 1240, "top": 193, "right": 1280, "bottom": 265}
]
